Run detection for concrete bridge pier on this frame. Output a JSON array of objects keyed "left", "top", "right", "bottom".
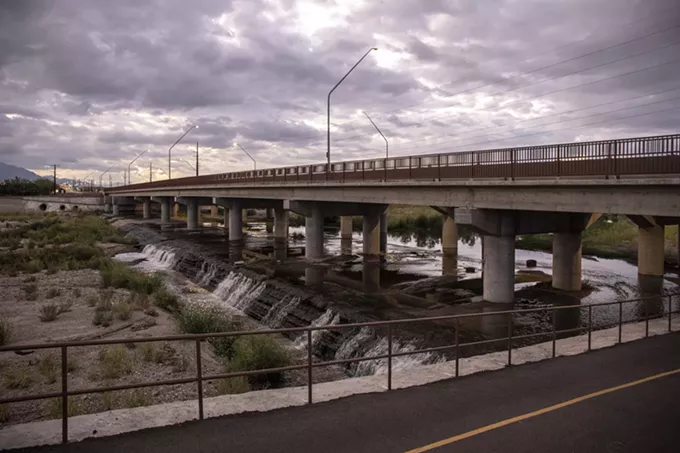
[
  {"left": 274, "top": 208, "right": 289, "bottom": 261},
  {"left": 112, "top": 202, "right": 120, "bottom": 217},
  {"left": 638, "top": 224, "right": 665, "bottom": 277},
  {"left": 483, "top": 234, "right": 516, "bottom": 303},
  {"left": 229, "top": 202, "right": 243, "bottom": 243},
  {"left": 552, "top": 232, "right": 583, "bottom": 291},
  {"left": 154, "top": 198, "right": 171, "bottom": 226},
  {"left": 143, "top": 199, "right": 152, "bottom": 219},
  {"left": 340, "top": 216, "right": 353, "bottom": 255},
  {"left": 266, "top": 208, "right": 274, "bottom": 234},
  {"left": 104, "top": 196, "right": 112, "bottom": 214},
  {"left": 442, "top": 211, "right": 458, "bottom": 277},
  {"left": 363, "top": 211, "right": 382, "bottom": 262},
  {"left": 186, "top": 200, "right": 199, "bottom": 230},
  {"left": 305, "top": 205, "right": 324, "bottom": 260},
  {"left": 380, "top": 212, "right": 388, "bottom": 258}
]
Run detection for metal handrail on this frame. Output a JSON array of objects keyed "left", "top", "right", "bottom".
[
  {"left": 0, "top": 292, "right": 677, "bottom": 444},
  {"left": 108, "top": 133, "right": 680, "bottom": 192}
]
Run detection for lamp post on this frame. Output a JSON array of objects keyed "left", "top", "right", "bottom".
[
  {"left": 236, "top": 143, "right": 256, "bottom": 170},
  {"left": 362, "top": 111, "right": 388, "bottom": 159},
  {"left": 128, "top": 149, "right": 149, "bottom": 185},
  {"left": 99, "top": 166, "right": 114, "bottom": 191},
  {"left": 327, "top": 47, "right": 378, "bottom": 179},
  {"left": 168, "top": 125, "right": 198, "bottom": 179}
]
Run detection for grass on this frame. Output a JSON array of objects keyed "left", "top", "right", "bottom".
[
  {"left": 4, "top": 366, "right": 33, "bottom": 389},
  {"left": 37, "top": 354, "right": 59, "bottom": 384},
  {"left": 152, "top": 289, "right": 179, "bottom": 312},
  {"left": 23, "top": 283, "right": 38, "bottom": 300},
  {"left": 45, "top": 397, "right": 83, "bottom": 419},
  {"left": 92, "top": 310, "right": 114, "bottom": 327},
  {"left": 216, "top": 376, "right": 250, "bottom": 395},
  {"left": 228, "top": 334, "right": 292, "bottom": 387},
  {"left": 113, "top": 301, "right": 132, "bottom": 320},
  {"left": 98, "top": 345, "right": 133, "bottom": 379},
  {"left": 122, "top": 389, "right": 152, "bottom": 408},
  {"left": 177, "top": 305, "right": 240, "bottom": 357},
  {"left": 137, "top": 342, "right": 174, "bottom": 364},
  {"left": 38, "top": 303, "right": 62, "bottom": 322},
  {"left": 0, "top": 316, "right": 10, "bottom": 346},
  {"left": 45, "top": 288, "right": 62, "bottom": 299},
  {"left": 99, "top": 260, "right": 163, "bottom": 295}
]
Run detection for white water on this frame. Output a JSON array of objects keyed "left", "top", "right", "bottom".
[
  {"left": 294, "top": 308, "right": 341, "bottom": 349},
  {"left": 213, "top": 271, "right": 267, "bottom": 312},
  {"left": 261, "top": 295, "right": 301, "bottom": 328},
  {"left": 113, "top": 244, "right": 177, "bottom": 271},
  {"left": 196, "top": 261, "right": 220, "bottom": 287}
]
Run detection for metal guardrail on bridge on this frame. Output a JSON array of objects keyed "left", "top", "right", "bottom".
[
  {"left": 1, "top": 293, "right": 678, "bottom": 444},
  {"left": 109, "top": 133, "right": 680, "bottom": 193}
]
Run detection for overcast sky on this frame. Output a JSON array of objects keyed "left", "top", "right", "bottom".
[{"left": 1, "top": 0, "right": 679, "bottom": 182}]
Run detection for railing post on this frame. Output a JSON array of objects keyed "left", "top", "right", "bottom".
[
  {"left": 437, "top": 155, "right": 441, "bottom": 181},
  {"left": 307, "top": 329, "right": 313, "bottom": 404},
  {"left": 195, "top": 339, "right": 204, "bottom": 420},
  {"left": 618, "top": 301, "right": 623, "bottom": 343},
  {"left": 455, "top": 317, "right": 460, "bottom": 377},
  {"left": 556, "top": 145, "right": 561, "bottom": 177},
  {"left": 669, "top": 295, "right": 673, "bottom": 332},
  {"left": 408, "top": 157, "right": 412, "bottom": 179},
  {"left": 387, "top": 324, "right": 392, "bottom": 391},
  {"left": 510, "top": 149, "right": 515, "bottom": 181},
  {"left": 587, "top": 305, "right": 592, "bottom": 351},
  {"left": 551, "top": 310, "right": 557, "bottom": 358},
  {"left": 507, "top": 312, "right": 512, "bottom": 366},
  {"left": 61, "top": 345, "right": 68, "bottom": 444},
  {"left": 645, "top": 298, "right": 649, "bottom": 338}
]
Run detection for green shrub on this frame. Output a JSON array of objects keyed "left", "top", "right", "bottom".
[
  {"left": 98, "top": 345, "right": 133, "bottom": 379},
  {"left": 87, "top": 295, "right": 99, "bottom": 307},
  {"left": 99, "top": 261, "right": 162, "bottom": 295},
  {"left": 45, "top": 397, "right": 83, "bottom": 419},
  {"left": 228, "top": 335, "right": 292, "bottom": 387},
  {"left": 0, "top": 316, "right": 10, "bottom": 346},
  {"left": 38, "top": 354, "right": 59, "bottom": 384},
  {"left": 22, "top": 275, "right": 37, "bottom": 283},
  {"left": 138, "top": 343, "right": 158, "bottom": 362},
  {"left": 4, "top": 366, "right": 33, "bottom": 389},
  {"left": 177, "top": 306, "right": 239, "bottom": 357},
  {"left": 113, "top": 301, "right": 132, "bottom": 321},
  {"left": 95, "top": 298, "right": 114, "bottom": 312},
  {"left": 216, "top": 376, "right": 250, "bottom": 395},
  {"left": 45, "top": 288, "right": 62, "bottom": 299},
  {"left": 122, "top": 389, "right": 152, "bottom": 408},
  {"left": 73, "top": 288, "right": 82, "bottom": 297},
  {"left": 0, "top": 404, "right": 9, "bottom": 423},
  {"left": 23, "top": 283, "right": 38, "bottom": 299},
  {"left": 92, "top": 310, "right": 113, "bottom": 327},
  {"left": 38, "top": 303, "right": 61, "bottom": 322},
  {"left": 153, "top": 289, "right": 179, "bottom": 312}
]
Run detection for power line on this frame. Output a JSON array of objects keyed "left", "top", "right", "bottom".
[
  {"left": 336, "top": 56, "right": 680, "bottom": 148},
  {"left": 385, "top": 85, "right": 680, "bottom": 154}
]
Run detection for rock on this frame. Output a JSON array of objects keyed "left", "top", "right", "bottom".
[
  {"left": 131, "top": 317, "right": 157, "bottom": 331},
  {"left": 465, "top": 266, "right": 476, "bottom": 273},
  {"left": 526, "top": 259, "right": 537, "bottom": 268}
]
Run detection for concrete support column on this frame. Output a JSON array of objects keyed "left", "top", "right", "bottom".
[
  {"left": 442, "top": 214, "right": 458, "bottom": 276},
  {"left": 186, "top": 200, "right": 199, "bottom": 230},
  {"left": 638, "top": 225, "right": 665, "bottom": 277},
  {"left": 160, "top": 199, "right": 171, "bottom": 225},
  {"left": 274, "top": 209, "right": 289, "bottom": 241},
  {"left": 229, "top": 202, "right": 243, "bottom": 242},
  {"left": 223, "top": 207, "right": 229, "bottom": 231},
  {"left": 362, "top": 212, "right": 381, "bottom": 261},
  {"left": 112, "top": 203, "right": 120, "bottom": 216},
  {"left": 142, "top": 199, "right": 151, "bottom": 219},
  {"left": 552, "top": 232, "right": 582, "bottom": 291},
  {"left": 104, "top": 196, "right": 112, "bottom": 214},
  {"left": 305, "top": 206, "right": 324, "bottom": 259},
  {"left": 677, "top": 227, "right": 679, "bottom": 269},
  {"left": 340, "top": 216, "right": 353, "bottom": 255},
  {"left": 173, "top": 203, "right": 179, "bottom": 219},
  {"left": 482, "top": 235, "right": 515, "bottom": 303},
  {"left": 266, "top": 208, "right": 274, "bottom": 234},
  {"left": 210, "top": 206, "right": 218, "bottom": 217},
  {"left": 380, "top": 212, "right": 388, "bottom": 256}
]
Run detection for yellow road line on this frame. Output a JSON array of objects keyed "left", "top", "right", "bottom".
[{"left": 405, "top": 368, "right": 680, "bottom": 453}]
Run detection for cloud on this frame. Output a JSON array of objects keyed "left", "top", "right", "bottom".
[{"left": 0, "top": 0, "right": 678, "bottom": 182}]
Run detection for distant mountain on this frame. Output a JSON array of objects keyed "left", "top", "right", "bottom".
[{"left": 0, "top": 162, "right": 42, "bottom": 181}]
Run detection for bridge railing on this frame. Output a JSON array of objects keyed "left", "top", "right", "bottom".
[
  {"left": 1, "top": 292, "right": 678, "bottom": 443},
  {"left": 108, "top": 133, "right": 680, "bottom": 193}
]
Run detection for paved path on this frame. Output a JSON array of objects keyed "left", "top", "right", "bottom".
[{"left": 14, "top": 333, "right": 680, "bottom": 453}]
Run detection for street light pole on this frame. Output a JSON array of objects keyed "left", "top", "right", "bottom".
[
  {"left": 99, "top": 166, "right": 114, "bottom": 191},
  {"left": 196, "top": 141, "right": 199, "bottom": 176},
  {"left": 236, "top": 143, "right": 256, "bottom": 170},
  {"left": 128, "top": 149, "right": 149, "bottom": 185},
  {"left": 362, "top": 111, "right": 388, "bottom": 159},
  {"left": 168, "top": 125, "right": 198, "bottom": 179},
  {"left": 327, "top": 47, "right": 378, "bottom": 180}
]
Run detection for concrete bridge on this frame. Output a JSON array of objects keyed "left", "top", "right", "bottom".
[{"left": 106, "top": 133, "right": 680, "bottom": 303}]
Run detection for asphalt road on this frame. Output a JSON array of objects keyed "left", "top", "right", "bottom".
[{"left": 15, "top": 333, "right": 680, "bottom": 453}]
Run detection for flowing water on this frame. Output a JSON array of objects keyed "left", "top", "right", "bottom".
[{"left": 114, "top": 220, "right": 680, "bottom": 378}]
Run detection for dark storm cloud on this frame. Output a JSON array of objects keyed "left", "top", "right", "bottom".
[{"left": 0, "top": 0, "right": 678, "bottom": 177}]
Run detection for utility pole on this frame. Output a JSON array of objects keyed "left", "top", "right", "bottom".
[
  {"left": 47, "top": 164, "right": 59, "bottom": 194},
  {"left": 149, "top": 161, "right": 153, "bottom": 182},
  {"left": 196, "top": 141, "right": 199, "bottom": 176}
]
